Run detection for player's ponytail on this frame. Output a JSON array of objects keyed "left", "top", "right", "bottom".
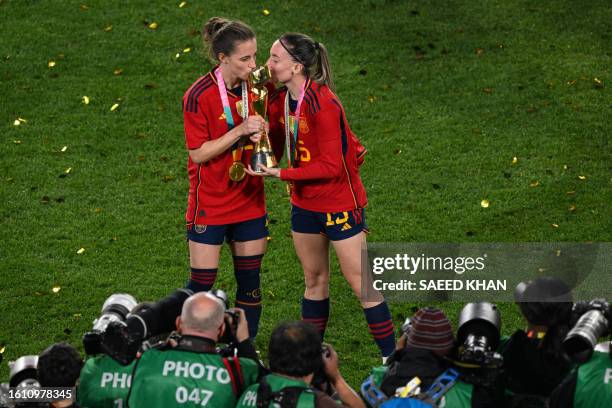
[
  {"left": 279, "top": 33, "right": 335, "bottom": 92},
  {"left": 202, "top": 17, "right": 255, "bottom": 62}
]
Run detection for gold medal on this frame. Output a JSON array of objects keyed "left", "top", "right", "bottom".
[{"left": 229, "top": 162, "right": 246, "bottom": 182}]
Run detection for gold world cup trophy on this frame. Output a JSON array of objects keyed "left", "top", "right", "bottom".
[{"left": 249, "top": 66, "right": 278, "bottom": 173}]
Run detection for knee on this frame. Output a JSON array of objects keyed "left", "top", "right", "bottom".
[{"left": 304, "top": 270, "right": 329, "bottom": 289}]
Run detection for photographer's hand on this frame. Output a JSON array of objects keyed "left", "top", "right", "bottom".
[
  {"left": 230, "top": 307, "right": 250, "bottom": 343},
  {"left": 322, "top": 344, "right": 365, "bottom": 408},
  {"left": 396, "top": 333, "right": 408, "bottom": 351}
]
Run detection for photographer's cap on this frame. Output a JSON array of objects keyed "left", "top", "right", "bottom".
[{"left": 406, "top": 307, "right": 454, "bottom": 356}]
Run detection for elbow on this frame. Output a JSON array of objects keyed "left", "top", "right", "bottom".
[{"left": 189, "top": 150, "right": 208, "bottom": 164}]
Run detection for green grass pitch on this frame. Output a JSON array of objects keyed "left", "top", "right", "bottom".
[{"left": 1, "top": 0, "right": 610, "bottom": 385}]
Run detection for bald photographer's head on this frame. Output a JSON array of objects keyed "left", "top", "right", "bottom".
[{"left": 176, "top": 292, "right": 226, "bottom": 340}]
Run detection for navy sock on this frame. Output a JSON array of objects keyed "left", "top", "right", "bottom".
[
  {"left": 233, "top": 254, "right": 263, "bottom": 338},
  {"left": 364, "top": 302, "right": 396, "bottom": 357},
  {"left": 187, "top": 267, "right": 217, "bottom": 292},
  {"left": 301, "top": 297, "right": 330, "bottom": 339}
]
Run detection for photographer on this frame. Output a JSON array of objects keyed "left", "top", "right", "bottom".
[
  {"left": 126, "top": 292, "right": 261, "bottom": 407},
  {"left": 235, "top": 320, "right": 365, "bottom": 408},
  {"left": 78, "top": 301, "right": 154, "bottom": 408},
  {"left": 37, "top": 342, "right": 83, "bottom": 408},
  {"left": 549, "top": 298, "right": 612, "bottom": 407},
  {"left": 500, "top": 277, "right": 574, "bottom": 402},
  {"left": 361, "top": 305, "right": 505, "bottom": 407},
  {"left": 549, "top": 340, "right": 612, "bottom": 407}
]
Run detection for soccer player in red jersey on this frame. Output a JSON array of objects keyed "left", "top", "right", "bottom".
[
  {"left": 182, "top": 17, "right": 268, "bottom": 338},
  {"left": 247, "top": 33, "right": 396, "bottom": 359}
]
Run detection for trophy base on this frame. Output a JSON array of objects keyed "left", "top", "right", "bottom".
[{"left": 251, "top": 151, "right": 278, "bottom": 173}]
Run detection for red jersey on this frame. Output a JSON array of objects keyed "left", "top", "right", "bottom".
[
  {"left": 268, "top": 80, "right": 367, "bottom": 213},
  {"left": 183, "top": 69, "right": 266, "bottom": 226}
]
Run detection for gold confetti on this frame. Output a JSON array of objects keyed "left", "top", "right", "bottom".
[
  {"left": 567, "top": 79, "right": 577, "bottom": 85},
  {"left": 148, "top": 22, "right": 159, "bottom": 30},
  {"left": 262, "top": 9, "right": 270, "bottom": 16},
  {"left": 103, "top": 25, "right": 113, "bottom": 32},
  {"left": 566, "top": 191, "right": 575, "bottom": 196},
  {"left": 77, "top": 247, "right": 85, "bottom": 254},
  {"left": 563, "top": 164, "right": 568, "bottom": 170},
  {"left": 475, "top": 47, "right": 484, "bottom": 55},
  {"left": 480, "top": 199, "right": 490, "bottom": 208},
  {"left": 511, "top": 156, "right": 518, "bottom": 165},
  {"left": 110, "top": 103, "right": 120, "bottom": 111},
  {"left": 52, "top": 286, "right": 61, "bottom": 293},
  {"left": 568, "top": 204, "right": 577, "bottom": 212},
  {"left": 593, "top": 77, "right": 603, "bottom": 89},
  {"left": 13, "top": 117, "right": 27, "bottom": 126},
  {"left": 82, "top": 95, "right": 90, "bottom": 105},
  {"left": 13, "top": 140, "right": 21, "bottom": 144},
  {"left": 482, "top": 88, "right": 494, "bottom": 94},
  {"left": 0, "top": 346, "right": 5, "bottom": 354},
  {"left": 183, "top": 47, "right": 191, "bottom": 53},
  {"left": 95, "top": 208, "right": 102, "bottom": 213},
  {"left": 80, "top": 4, "right": 89, "bottom": 11},
  {"left": 551, "top": 223, "right": 559, "bottom": 229},
  {"left": 48, "top": 60, "right": 56, "bottom": 68},
  {"left": 114, "top": 68, "right": 123, "bottom": 75},
  {"left": 179, "top": 1, "right": 187, "bottom": 7},
  {"left": 61, "top": 146, "right": 68, "bottom": 152},
  {"left": 578, "top": 175, "right": 586, "bottom": 180},
  {"left": 530, "top": 180, "right": 540, "bottom": 187},
  {"left": 394, "top": 149, "right": 402, "bottom": 155},
  {"left": 73, "top": 313, "right": 82, "bottom": 318},
  {"left": 368, "top": 95, "right": 377, "bottom": 103},
  {"left": 64, "top": 167, "right": 72, "bottom": 174},
  {"left": 266, "top": 236, "right": 272, "bottom": 241}
]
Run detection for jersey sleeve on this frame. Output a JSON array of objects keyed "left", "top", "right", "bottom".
[
  {"left": 279, "top": 103, "right": 344, "bottom": 181},
  {"left": 184, "top": 96, "right": 210, "bottom": 150}
]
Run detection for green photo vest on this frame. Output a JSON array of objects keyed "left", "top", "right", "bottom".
[
  {"left": 128, "top": 348, "right": 259, "bottom": 408},
  {"left": 573, "top": 351, "right": 612, "bottom": 407},
  {"left": 77, "top": 355, "right": 135, "bottom": 408},
  {"left": 236, "top": 374, "right": 316, "bottom": 408}
]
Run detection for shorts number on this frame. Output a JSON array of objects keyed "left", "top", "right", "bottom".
[
  {"left": 326, "top": 212, "right": 349, "bottom": 226},
  {"left": 175, "top": 386, "right": 214, "bottom": 406}
]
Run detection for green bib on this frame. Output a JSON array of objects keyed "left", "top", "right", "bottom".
[
  {"left": 128, "top": 348, "right": 259, "bottom": 408},
  {"left": 77, "top": 355, "right": 135, "bottom": 408},
  {"left": 236, "top": 374, "right": 316, "bottom": 408},
  {"left": 573, "top": 351, "right": 612, "bottom": 407},
  {"left": 440, "top": 381, "right": 472, "bottom": 408}
]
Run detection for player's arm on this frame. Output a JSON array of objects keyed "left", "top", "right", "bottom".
[
  {"left": 279, "top": 104, "right": 343, "bottom": 181},
  {"left": 184, "top": 100, "right": 264, "bottom": 164}
]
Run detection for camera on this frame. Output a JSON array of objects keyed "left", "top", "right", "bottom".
[
  {"left": 0, "top": 356, "right": 46, "bottom": 408},
  {"left": 100, "top": 289, "right": 193, "bottom": 365},
  {"left": 563, "top": 299, "right": 611, "bottom": 363},
  {"left": 456, "top": 302, "right": 503, "bottom": 367},
  {"left": 82, "top": 294, "right": 137, "bottom": 355},
  {"left": 209, "top": 289, "right": 239, "bottom": 345}
]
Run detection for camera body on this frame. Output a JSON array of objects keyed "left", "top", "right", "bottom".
[{"left": 209, "top": 289, "right": 240, "bottom": 345}]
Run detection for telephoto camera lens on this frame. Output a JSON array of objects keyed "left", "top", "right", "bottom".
[
  {"left": 92, "top": 294, "right": 138, "bottom": 333},
  {"left": 563, "top": 308, "right": 610, "bottom": 363},
  {"left": 8, "top": 355, "right": 39, "bottom": 388}
]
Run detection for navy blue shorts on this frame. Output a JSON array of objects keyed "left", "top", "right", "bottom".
[
  {"left": 291, "top": 205, "right": 368, "bottom": 241},
  {"left": 187, "top": 214, "right": 269, "bottom": 245}
]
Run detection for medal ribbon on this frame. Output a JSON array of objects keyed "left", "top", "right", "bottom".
[
  {"left": 284, "top": 80, "right": 307, "bottom": 167},
  {"left": 215, "top": 67, "right": 249, "bottom": 164}
]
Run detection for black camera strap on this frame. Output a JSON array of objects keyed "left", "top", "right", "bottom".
[{"left": 256, "top": 376, "right": 309, "bottom": 408}]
